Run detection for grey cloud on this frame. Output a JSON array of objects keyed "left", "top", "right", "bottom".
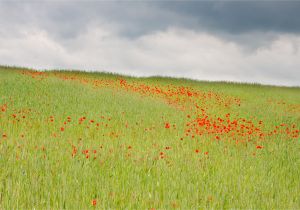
[
  {"left": 2, "top": 1, "right": 300, "bottom": 39},
  {"left": 0, "top": 2, "right": 198, "bottom": 39},
  {"left": 163, "top": 1, "right": 300, "bottom": 34}
]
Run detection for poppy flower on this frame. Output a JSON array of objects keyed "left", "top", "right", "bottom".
[
  {"left": 92, "top": 199, "right": 97, "bottom": 206},
  {"left": 165, "top": 123, "right": 170, "bottom": 129}
]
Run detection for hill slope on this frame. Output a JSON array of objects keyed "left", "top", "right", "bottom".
[{"left": 0, "top": 66, "right": 299, "bottom": 209}]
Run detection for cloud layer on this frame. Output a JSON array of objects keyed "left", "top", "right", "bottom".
[{"left": 0, "top": 2, "right": 300, "bottom": 86}]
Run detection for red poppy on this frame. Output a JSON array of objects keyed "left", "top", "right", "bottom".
[
  {"left": 165, "top": 123, "right": 170, "bottom": 129},
  {"left": 256, "top": 145, "right": 263, "bottom": 149},
  {"left": 92, "top": 199, "right": 97, "bottom": 206}
]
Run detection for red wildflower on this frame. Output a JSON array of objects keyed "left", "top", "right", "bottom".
[
  {"left": 120, "top": 79, "right": 127, "bottom": 85},
  {"left": 256, "top": 145, "right": 263, "bottom": 149},
  {"left": 60, "top": 127, "right": 65, "bottom": 132},
  {"left": 82, "top": 150, "right": 89, "bottom": 154},
  {"left": 72, "top": 146, "right": 77, "bottom": 158},
  {"left": 1, "top": 105, "right": 6, "bottom": 112},
  {"left": 92, "top": 199, "right": 97, "bottom": 206},
  {"left": 195, "top": 149, "right": 200, "bottom": 153},
  {"left": 165, "top": 123, "right": 170, "bottom": 129}
]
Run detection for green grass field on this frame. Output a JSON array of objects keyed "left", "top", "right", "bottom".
[{"left": 0, "top": 66, "right": 299, "bottom": 209}]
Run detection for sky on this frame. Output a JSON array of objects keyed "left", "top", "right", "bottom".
[{"left": 0, "top": 1, "right": 300, "bottom": 86}]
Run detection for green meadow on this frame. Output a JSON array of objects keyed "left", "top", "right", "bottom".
[{"left": 0, "top": 66, "right": 299, "bottom": 209}]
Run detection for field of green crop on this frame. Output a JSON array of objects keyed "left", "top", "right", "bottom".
[{"left": 0, "top": 66, "right": 299, "bottom": 209}]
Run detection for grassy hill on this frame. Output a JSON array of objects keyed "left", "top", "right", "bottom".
[{"left": 0, "top": 66, "right": 299, "bottom": 209}]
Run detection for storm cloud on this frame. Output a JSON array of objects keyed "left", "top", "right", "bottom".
[{"left": 0, "top": 1, "right": 299, "bottom": 86}]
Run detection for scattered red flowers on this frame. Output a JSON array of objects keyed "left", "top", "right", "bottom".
[{"left": 5, "top": 71, "right": 299, "bottom": 178}]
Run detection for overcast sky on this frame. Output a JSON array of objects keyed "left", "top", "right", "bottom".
[{"left": 0, "top": 1, "right": 300, "bottom": 86}]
